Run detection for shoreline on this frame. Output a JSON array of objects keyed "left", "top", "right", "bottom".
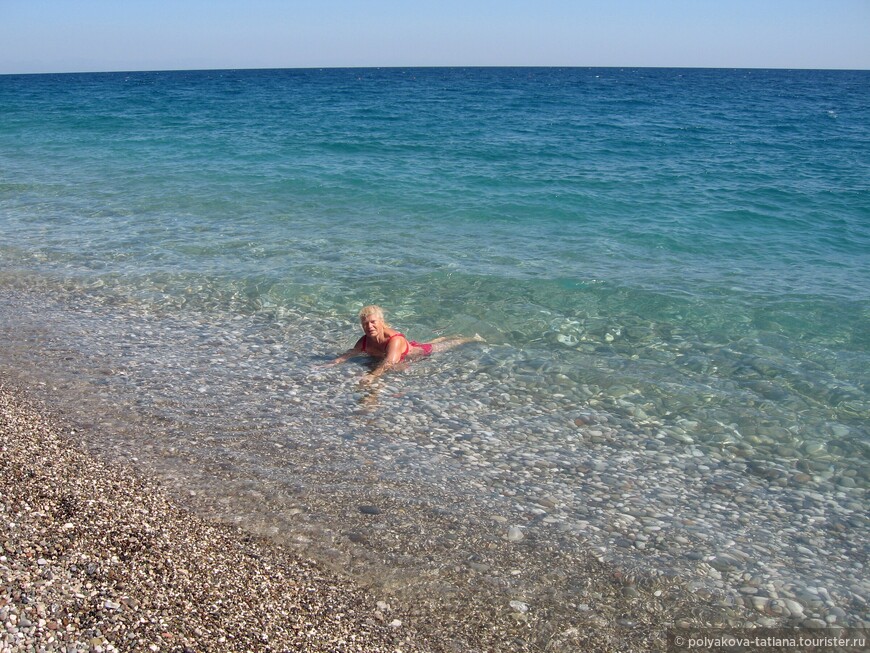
[
  {"left": 1, "top": 382, "right": 436, "bottom": 652},
  {"left": 2, "top": 381, "right": 680, "bottom": 653},
  {"left": 2, "top": 287, "right": 868, "bottom": 651},
  {"left": 2, "top": 378, "right": 748, "bottom": 653}
]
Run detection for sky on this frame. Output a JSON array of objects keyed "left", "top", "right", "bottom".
[{"left": 1, "top": 0, "right": 869, "bottom": 74}]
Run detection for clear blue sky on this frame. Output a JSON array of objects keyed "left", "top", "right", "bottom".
[{"left": 2, "top": 0, "right": 868, "bottom": 74}]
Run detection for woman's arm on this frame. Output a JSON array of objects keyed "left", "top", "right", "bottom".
[
  {"left": 360, "top": 335, "right": 406, "bottom": 384},
  {"left": 325, "top": 336, "right": 365, "bottom": 366}
]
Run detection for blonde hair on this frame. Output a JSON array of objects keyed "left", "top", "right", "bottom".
[{"left": 358, "top": 305, "right": 386, "bottom": 323}]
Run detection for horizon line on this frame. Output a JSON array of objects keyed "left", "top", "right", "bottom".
[{"left": 2, "top": 63, "right": 869, "bottom": 77}]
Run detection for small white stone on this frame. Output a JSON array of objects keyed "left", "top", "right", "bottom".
[
  {"left": 510, "top": 600, "right": 529, "bottom": 613},
  {"left": 389, "top": 619, "right": 402, "bottom": 628}
]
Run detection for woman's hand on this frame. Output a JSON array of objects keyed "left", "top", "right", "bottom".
[{"left": 320, "top": 346, "right": 362, "bottom": 369}]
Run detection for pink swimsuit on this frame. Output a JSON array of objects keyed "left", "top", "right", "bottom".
[{"left": 361, "top": 333, "right": 432, "bottom": 360}]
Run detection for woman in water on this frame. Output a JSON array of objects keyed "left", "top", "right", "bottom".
[{"left": 327, "top": 305, "right": 482, "bottom": 384}]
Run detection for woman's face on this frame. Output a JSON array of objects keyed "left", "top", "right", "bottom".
[{"left": 360, "top": 314, "right": 383, "bottom": 337}]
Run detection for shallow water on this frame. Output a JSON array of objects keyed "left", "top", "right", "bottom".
[{"left": 1, "top": 68, "right": 868, "bottom": 630}]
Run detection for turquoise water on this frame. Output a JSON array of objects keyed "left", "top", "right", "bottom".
[
  {"left": 2, "top": 68, "right": 867, "bottom": 442},
  {"left": 1, "top": 68, "right": 869, "bottom": 628}
]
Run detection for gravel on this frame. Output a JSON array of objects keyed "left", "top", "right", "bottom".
[
  {"left": 0, "top": 382, "right": 760, "bottom": 652},
  {"left": 1, "top": 385, "right": 427, "bottom": 652}
]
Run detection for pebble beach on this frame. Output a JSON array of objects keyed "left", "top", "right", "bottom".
[
  {"left": 0, "top": 376, "right": 736, "bottom": 653},
  {"left": 1, "top": 67, "right": 868, "bottom": 652},
  {"left": 4, "top": 378, "right": 868, "bottom": 653},
  {"left": 1, "top": 384, "right": 438, "bottom": 652},
  {"left": 0, "top": 381, "right": 732, "bottom": 653},
  {"left": 1, "top": 287, "right": 869, "bottom": 651}
]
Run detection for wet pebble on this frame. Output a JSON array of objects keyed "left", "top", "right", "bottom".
[
  {"left": 358, "top": 505, "right": 382, "bottom": 515},
  {"left": 506, "top": 526, "right": 524, "bottom": 542}
]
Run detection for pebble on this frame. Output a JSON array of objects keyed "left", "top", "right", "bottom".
[
  {"left": 827, "top": 606, "right": 847, "bottom": 619},
  {"left": 358, "top": 505, "right": 382, "bottom": 515},
  {"left": 710, "top": 554, "right": 741, "bottom": 572},
  {"left": 782, "top": 599, "right": 804, "bottom": 617},
  {"left": 506, "top": 526, "right": 524, "bottom": 542},
  {"left": 751, "top": 597, "right": 768, "bottom": 613}
]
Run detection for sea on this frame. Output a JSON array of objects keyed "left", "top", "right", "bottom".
[{"left": 1, "top": 67, "right": 868, "bottom": 636}]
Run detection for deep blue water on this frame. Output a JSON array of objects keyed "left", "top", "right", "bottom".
[{"left": 1, "top": 67, "right": 868, "bottom": 623}]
